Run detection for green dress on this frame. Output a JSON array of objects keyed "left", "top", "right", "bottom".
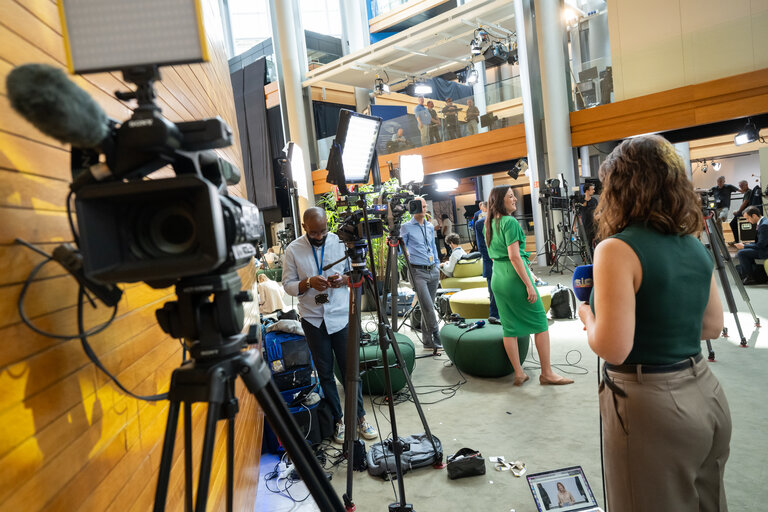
[{"left": 485, "top": 215, "right": 548, "bottom": 337}]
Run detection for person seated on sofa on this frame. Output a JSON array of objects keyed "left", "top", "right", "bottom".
[{"left": 440, "top": 233, "right": 467, "bottom": 277}]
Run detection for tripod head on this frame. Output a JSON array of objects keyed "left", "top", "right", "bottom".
[{"left": 155, "top": 271, "right": 253, "bottom": 361}]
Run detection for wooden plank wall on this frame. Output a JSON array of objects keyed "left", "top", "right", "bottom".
[{"left": 0, "top": 1, "right": 262, "bottom": 510}]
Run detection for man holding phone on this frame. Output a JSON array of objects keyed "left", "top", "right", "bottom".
[
  {"left": 283, "top": 207, "right": 377, "bottom": 444},
  {"left": 401, "top": 197, "right": 443, "bottom": 353}
]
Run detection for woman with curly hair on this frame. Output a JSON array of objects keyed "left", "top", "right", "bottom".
[{"left": 578, "top": 135, "right": 731, "bottom": 511}]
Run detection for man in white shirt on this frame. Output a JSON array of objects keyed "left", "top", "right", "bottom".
[
  {"left": 440, "top": 233, "right": 466, "bottom": 277},
  {"left": 263, "top": 247, "right": 279, "bottom": 269},
  {"left": 440, "top": 214, "right": 454, "bottom": 258},
  {"left": 283, "top": 207, "right": 377, "bottom": 443}
]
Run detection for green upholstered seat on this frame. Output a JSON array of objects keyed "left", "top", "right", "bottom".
[
  {"left": 333, "top": 332, "right": 416, "bottom": 395},
  {"left": 258, "top": 268, "right": 283, "bottom": 282},
  {"left": 452, "top": 258, "right": 483, "bottom": 278},
  {"left": 441, "top": 320, "right": 530, "bottom": 378},
  {"left": 440, "top": 275, "right": 487, "bottom": 290},
  {"left": 447, "top": 286, "right": 553, "bottom": 319},
  {"left": 449, "top": 288, "right": 492, "bottom": 319}
]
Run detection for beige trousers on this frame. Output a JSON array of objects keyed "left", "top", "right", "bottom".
[{"left": 601, "top": 356, "right": 731, "bottom": 511}]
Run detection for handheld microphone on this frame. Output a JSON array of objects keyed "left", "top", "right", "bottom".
[
  {"left": 6, "top": 64, "right": 110, "bottom": 148},
  {"left": 572, "top": 264, "right": 593, "bottom": 302},
  {"left": 467, "top": 319, "right": 486, "bottom": 332}
]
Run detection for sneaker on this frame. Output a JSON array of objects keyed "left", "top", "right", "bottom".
[
  {"left": 534, "top": 278, "right": 548, "bottom": 286},
  {"left": 488, "top": 316, "right": 501, "bottom": 325},
  {"left": 357, "top": 420, "right": 378, "bottom": 440},
  {"left": 333, "top": 421, "right": 345, "bottom": 444}
]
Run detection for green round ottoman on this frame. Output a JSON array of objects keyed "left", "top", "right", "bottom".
[
  {"left": 333, "top": 332, "right": 416, "bottom": 395},
  {"left": 440, "top": 275, "right": 488, "bottom": 290},
  {"left": 449, "top": 288, "right": 491, "bottom": 319},
  {"left": 441, "top": 320, "right": 530, "bottom": 378},
  {"left": 452, "top": 259, "right": 483, "bottom": 278}
]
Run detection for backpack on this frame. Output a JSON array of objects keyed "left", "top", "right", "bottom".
[
  {"left": 366, "top": 433, "right": 443, "bottom": 479},
  {"left": 751, "top": 185, "right": 763, "bottom": 207},
  {"left": 549, "top": 284, "right": 577, "bottom": 319}
]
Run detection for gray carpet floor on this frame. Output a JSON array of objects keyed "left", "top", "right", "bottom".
[{"left": 255, "top": 266, "right": 768, "bottom": 512}]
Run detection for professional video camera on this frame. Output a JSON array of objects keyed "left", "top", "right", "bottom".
[
  {"left": 698, "top": 191, "right": 716, "bottom": 212},
  {"left": 376, "top": 188, "right": 416, "bottom": 232},
  {"left": 276, "top": 228, "right": 294, "bottom": 246},
  {"left": 336, "top": 203, "right": 385, "bottom": 243},
  {"left": 540, "top": 178, "right": 562, "bottom": 197},
  {"left": 8, "top": 64, "right": 262, "bottom": 287}
]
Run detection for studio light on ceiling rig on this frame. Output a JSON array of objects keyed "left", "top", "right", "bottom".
[
  {"left": 734, "top": 118, "right": 763, "bottom": 146},
  {"left": 711, "top": 161, "right": 721, "bottom": 171},
  {"left": 374, "top": 76, "right": 389, "bottom": 95},
  {"left": 470, "top": 28, "right": 490, "bottom": 55},
  {"left": 507, "top": 158, "right": 528, "bottom": 180},
  {"left": 414, "top": 78, "right": 432, "bottom": 95},
  {"left": 459, "top": 65, "right": 479, "bottom": 85},
  {"left": 435, "top": 178, "right": 458, "bottom": 192}
]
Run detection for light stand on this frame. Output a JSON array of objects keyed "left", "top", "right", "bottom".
[{"left": 324, "top": 191, "right": 443, "bottom": 512}]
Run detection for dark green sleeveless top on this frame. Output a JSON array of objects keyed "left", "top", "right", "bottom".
[{"left": 591, "top": 224, "right": 713, "bottom": 365}]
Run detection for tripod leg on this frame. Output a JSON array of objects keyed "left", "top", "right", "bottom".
[
  {"left": 184, "top": 402, "right": 193, "bottom": 512},
  {"left": 706, "top": 340, "right": 715, "bottom": 362},
  {"left": 237, "top": 350, "right": 345, "bottom": 512},
  {"left": 194, "top": 402, "right": 220, "bottom": 512},
  {"left": 381, "top": 321, "right": 443, "bottom": 466},
  {"left": 153, "top": 400, "right": 181, "bottom": 512},
  {"left": 227, "top": 416, "right": 234, "bottom": 512},
  {"left": 343, "top": 273, "right": 363, "bottom": 510}
]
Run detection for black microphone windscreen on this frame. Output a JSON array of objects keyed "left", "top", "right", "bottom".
[{"left": 6, "top": 63, "right": 109, "bottom": 148}]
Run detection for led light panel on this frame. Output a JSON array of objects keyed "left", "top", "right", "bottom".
[
  {"left": 59, "top": 0, "right": 209, "bottom": 73},
  {"left": 341, "top": 114, "right": 381, "bottom": 183}
]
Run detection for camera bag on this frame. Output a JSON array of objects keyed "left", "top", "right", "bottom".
[
  {"left": 446, "top": 447, "right": 486, "bottom": 480},
  {"left": 366, "top": 433, "right": 443, "bottom": 479}
]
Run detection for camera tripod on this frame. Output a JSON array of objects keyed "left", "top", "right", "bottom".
[
  {"left": 701, "top": 212, "right": 760, "bottom": 359},
  {"left": 549, "top": 204, "right": 591, "bottom": 274},
  {"left": 325, "top": 215, "right": 443, "bottom": 512},
  {"left": 152, "top": 271, "right": 344, "bottom": 512}
]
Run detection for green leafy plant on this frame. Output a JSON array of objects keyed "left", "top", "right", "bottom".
[{"left": 317, "top": 179, "right": 410, "bottom": 280}]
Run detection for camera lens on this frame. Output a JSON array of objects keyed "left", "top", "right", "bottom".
[{"left": 148, "top": 207, "right": 197, "bottom": 255}]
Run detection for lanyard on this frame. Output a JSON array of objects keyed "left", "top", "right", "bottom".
[
  {"left": 418, "top": 222, "right": 432, "bottom": 256},
  {"left": 312, "top": 243, "right": 325, "bottom": 275}
]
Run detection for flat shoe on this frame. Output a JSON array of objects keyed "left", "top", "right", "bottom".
[
  {"left": 539, "top": 375, "right": 574, "bottom": 385},
  {"left": 513, "top": 374, "right": 530, "bottom": 386}
]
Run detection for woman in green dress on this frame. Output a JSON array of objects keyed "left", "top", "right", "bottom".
[{"left": 485, "top": 185, "right": 573, "bottom": 386}]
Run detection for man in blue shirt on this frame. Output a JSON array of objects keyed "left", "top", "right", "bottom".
[
  {"left": 283, "top": 207, "right": 377, "bottom": 443},
  {"left": 401, "top": 197, "right": 443, "bottom": 352},
  {"left": 414, "top": 96, "right": 433, "bottom": 147},
  {"left": 474, "top": 212, "right": 499, "bottom": 322}
]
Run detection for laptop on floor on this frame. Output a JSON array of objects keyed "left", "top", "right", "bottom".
[{"left": 526, "top": 466, "right": 603, "bottom": 512}]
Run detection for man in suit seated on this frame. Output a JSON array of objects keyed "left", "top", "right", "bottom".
[{"left": 735, "top": 206, "right": 768, "bottom": 285}]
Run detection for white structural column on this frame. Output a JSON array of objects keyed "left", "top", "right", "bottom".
[
  {"left": 269, "top": 0, "right": 314, "bottom": 205},
  {"left": 479, "top": 175, "right": 494, "bottom": 200},
  {"left": 533, "top": 0, "right": 577, "bottom": 192},
  {"left": 514, "top": 0, "right": 547, "bottom": 266},
  {"left": 579, "top": 146, "right": 591, "bottom": 177},
  {"left": 340, "top": 0, "right": 369, "bottom": 54},
  {"left": 472, "top": 61, "right": 489, "bottom": 134},
  {"left": 674, "top": 142, "right": 692, "bottom": 180}
]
